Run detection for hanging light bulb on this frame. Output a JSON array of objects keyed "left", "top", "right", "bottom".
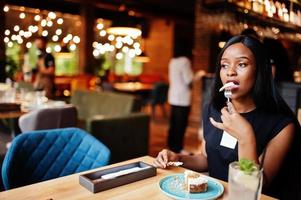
[
  {"left": 7, "top": 41, "right": 13, "bottom": 48},
  {"left": 24, "top": 31, "right": 32, "bottom": 38},
  {"left": 73, "top": 36, "right": 80, "bottom": 44},
  {"left": 133, "top": 42, "right": 140, "bottom": 49},
  {"left": 48, "top": 12, "right": 56, "bottom": 19},
  {"left": 11, "top": 34, "right": 17, "bottom": 41},
  {"left": 122, "top": 46, "right": 129, "bottom": 53},
  {"left": 41, "top": 19, "right": 47, "bottom": 27},
  {"left": 97, "top": 23, "right": 104, "bottom": 30},
  {"left": 54, "top": 45, "right": 61, "bottom": 52},
  {"left": 34, "top": 15, "right": 41, "bottom": 21},
  {"left": 3, "top": 5, "right": 9, "bottom": 12},
  {"left": 19, "top": 30, "right": 24, "bottom": 36},
  {"left": 56, "top": 29, "right": 62, "bottom": 35},
  {"left": 100, "top": 30, "right": 106, "bottom": 37},
  {"left": 108, "top": 34, "right": 115, "bottom": 41},
  {"left": 69, "top": 44, "right": 76, "bottom": 51},
  {"left": 115, "top": 42, "right": 122, "bottom": 49},
  {"left": 57, "top": 18, "right": 64, "bottom": 25},
  {"left": 26, "top": 42, "right": 32, "bottom": 48},
  {"left": 42, "top": 30, "right": 48, "bottom": 37},
  {"left": 92, "top": 42, "right": 98, "bottom": 48},
  {"left": 93, "top": 49, "right": 100, "bottom": 57},
  {"left": 17, "top": 38, "right": 23, "bottom": 44},
  {"left": 116, "top": 52, "right": 123, "bottom": 60},
  {"left": 4, "top": 37, "right": 9, "bottom": 43},
  {"left": 4, "top": 30, "right": 10, "bottom": 36},
  {"left": 52, "top": 35, "right": 59, "bottom": 42},
  {"left": 47, "top": 21, "right": 53, "bottom": 27},
  {"left": 19, "top": 13, "right": 26, "bottom": 19},
  {"left": 129, "top": 49, "right": 136, "bottom": 58},
  {"left": 46, "top": 47, "right": 52, "bottom": 53},
  {"left": 135, "top": 48, "right": 142, "bottom": 55},
  {"left": 14, "top": 25, "right": 20, "bottom": 32}
]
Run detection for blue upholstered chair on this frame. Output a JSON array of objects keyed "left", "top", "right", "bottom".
[{"left": 1, "top": 127, "right": 110, "bottom": 190}]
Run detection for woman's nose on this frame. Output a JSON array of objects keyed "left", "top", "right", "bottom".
[{"left": 227, "top": 66, "right": 237, "bottom": 76}]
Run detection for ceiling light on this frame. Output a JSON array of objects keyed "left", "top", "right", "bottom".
[
  {"left": 135, "top": 52, "right": 150, "bottom": 63},
  {"left": 106, "top": 27, "right": 141, "bottom": 37}
]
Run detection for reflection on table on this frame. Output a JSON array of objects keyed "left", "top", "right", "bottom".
[{"left": 0, "top": 156, "right": 276, "bottom": 200}]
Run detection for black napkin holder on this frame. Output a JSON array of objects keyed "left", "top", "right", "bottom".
[{"left": 79, "top": 161, "right": 156, "bottom": 193}]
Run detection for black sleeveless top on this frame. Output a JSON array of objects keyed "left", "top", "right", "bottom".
[{"left": 203, "top": 103, "right": 294, "bottom": 181}]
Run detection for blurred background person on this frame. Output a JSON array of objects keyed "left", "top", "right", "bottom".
[
  {"left": 22, "top": 50, "right": 32, "bottom": 83},
  {"left": 167, "top": 44, "right": 204, "bottom": 154},
  {"left": 263, "top": 38, "right": 294, "bottom": 83},
  {"left": 33, "top": 36, "right": 56, "bottom": 99}
]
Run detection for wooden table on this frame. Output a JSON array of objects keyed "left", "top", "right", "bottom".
[
  {"left": 0, "top": 111, "right": 24, "bottom": 120},
  {"left": 0, "top": 156, "right": 276, "bottom": 200}
]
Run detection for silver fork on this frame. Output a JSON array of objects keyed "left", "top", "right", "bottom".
[{"left": 224, "top": 89, "right": 232, "bottom": 113}]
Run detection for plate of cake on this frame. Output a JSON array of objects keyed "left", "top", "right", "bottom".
[{"left": 159, "top": 170, "right": 224, "bottom": 200}]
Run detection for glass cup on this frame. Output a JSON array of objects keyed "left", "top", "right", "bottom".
[
  {"left": 3, "top": 88, "right": 16, "bottom": 103},
  {"left": 228, "top": 161, "right": 263, "bottom": 200}
]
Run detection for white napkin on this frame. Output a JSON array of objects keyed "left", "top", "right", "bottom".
[{"left": 101, "top": 166, "right": 150, "bottom": 179}]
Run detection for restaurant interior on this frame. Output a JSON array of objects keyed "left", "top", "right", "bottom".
[{"left": 0, "top": 0, "right": 301, "bottom": 199}]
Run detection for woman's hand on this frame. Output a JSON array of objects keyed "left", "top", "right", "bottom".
[
  {"left": 153, "top": 149, "right": 179, "bottom": 168},
  {"left": 209, "top": 102, "right": 254, "bottom": 143}
]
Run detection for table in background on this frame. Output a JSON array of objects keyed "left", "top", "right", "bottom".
[
  {"left": 0, "top": 156, "right": 276, "bottom": 200},
  {"left": 113, "top": 82, "right": 153, "bottom": 93},
  {"left": 0, "top": 103, "right": 24, "bottom": 137}
]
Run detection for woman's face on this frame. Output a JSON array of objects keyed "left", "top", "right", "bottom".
[{"left": 219, "top": 43, "right": 256, "bottom": 100}]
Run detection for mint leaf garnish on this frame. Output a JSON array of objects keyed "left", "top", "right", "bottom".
[{"left": 238, "top": 159, "right": 256, "bottom": 175}]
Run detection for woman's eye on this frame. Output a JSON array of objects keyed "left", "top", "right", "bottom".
[
  {"left": 221, "top": 64, "right": 229, "bottom": 69},
  {"left": 238, "top": 63, "right": 247, "bottom": 68}
]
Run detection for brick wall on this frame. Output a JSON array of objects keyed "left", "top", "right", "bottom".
[
  {"left": 143, "top": 18, "right": 174, "bottom": 80},
  {"left": 143, "top": 18, "right": 174, "bottom": 81},
  {"left": 190, "top": 0, "right": 215, "bottom": 125}
]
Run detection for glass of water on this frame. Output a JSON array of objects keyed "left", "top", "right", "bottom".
[{"left": 228, "top": 161, "right": 263, "bottom": 200}]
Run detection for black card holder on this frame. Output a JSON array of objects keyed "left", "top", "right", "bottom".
[{"left": 79, "top": 161, "right": 157, "bottom": 193}]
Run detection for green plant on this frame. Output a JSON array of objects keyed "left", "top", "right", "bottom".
[{"left": 5, "top": 57, "right": 19, "bottom": 80}]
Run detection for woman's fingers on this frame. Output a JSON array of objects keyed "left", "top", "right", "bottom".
[
  {"left": 162, "top": 149, "right": 168, "bottom": 163},
  {"left": 153, "top": 149, "right": 170, "bottom": 168},
  {"left": 210, "top": 117, "right": 225, "bottom": 130},
  {"left": 153, "top": 156, "right": 166, "bottom": 168},
  {"left": 153, "top": 159, "right": 165, "bottom": 168},
  {"left": 227, "top": 102, "right": 238, "bottom": 114}
]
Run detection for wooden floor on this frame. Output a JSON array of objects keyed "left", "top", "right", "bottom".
[{"left": 147, "top": 105, "right": 202, "bottom": 157}]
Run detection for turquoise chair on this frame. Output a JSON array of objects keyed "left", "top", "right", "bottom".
[{"left": 1, "top": 127, "right": 110, "bottom": 190}]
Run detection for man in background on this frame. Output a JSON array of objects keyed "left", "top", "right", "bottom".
[{"left": 33, "top": 36, "right": 55, "bottom": 99}]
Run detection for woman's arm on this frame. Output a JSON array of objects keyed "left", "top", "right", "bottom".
[
  {"left": 153, "top": 136, "right": 208, "bottom": 172},
  {"left": 210, "top": 102, "right": 295, "bottom": 188},
  {"left": 261, "top": 123, "right": 295, "bottom": 188},
  {"left": 210, "top": 103, "right": 259, "bottom": 163}
]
